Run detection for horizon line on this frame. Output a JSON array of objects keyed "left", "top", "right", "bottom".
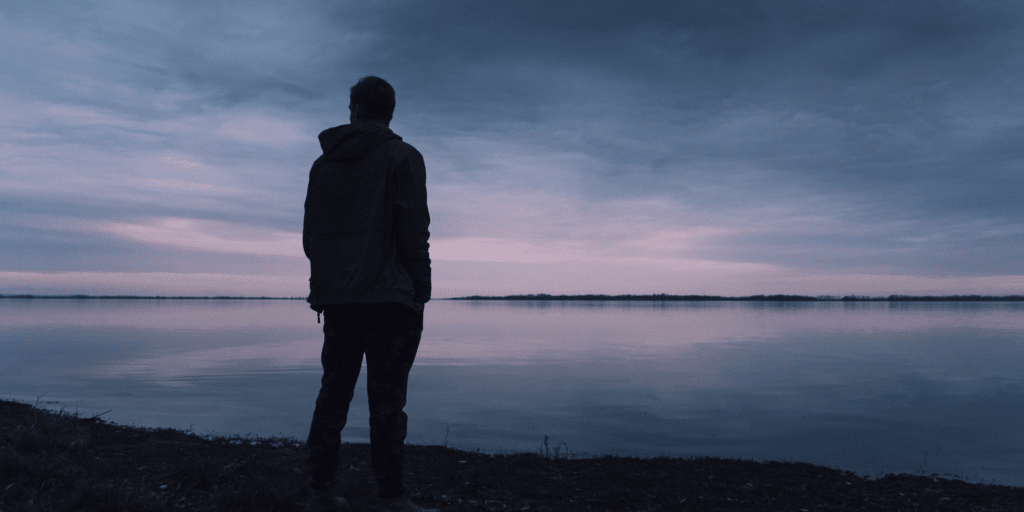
[
  {"left": 0, "top": 294, "right": 306, "bottom": 300},
  {"left": 3, "top": 293, "right": 1024, "bottom": 302},
  {"left": 451, "top": 293, "right": 1024, "bottom": 301}
]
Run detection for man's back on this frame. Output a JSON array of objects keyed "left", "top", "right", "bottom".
[{"left": 303, "top": 121, "right": 431, "bottom": 312}]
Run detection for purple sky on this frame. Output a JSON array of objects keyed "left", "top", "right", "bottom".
[{"left": 2, "top": 1, "right": 1023, "bottom": 297}]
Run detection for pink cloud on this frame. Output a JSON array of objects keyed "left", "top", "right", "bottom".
[{"left": 97, "top": 218, "right": 304, "bottom": 259}]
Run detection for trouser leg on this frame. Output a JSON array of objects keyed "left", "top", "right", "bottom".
[
  {"left": 364, "top": 302, "right": 424, "bottom": 499},
  {"left": 306, "top": 307, "right": 367, "bottom": 490}
]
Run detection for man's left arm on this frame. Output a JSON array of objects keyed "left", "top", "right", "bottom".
[
  {"left": 394, "top": 148, "right": 431, "bottom": 304},
  {"left": 302, "top": 158, "right": 320, "bottom": 260}
]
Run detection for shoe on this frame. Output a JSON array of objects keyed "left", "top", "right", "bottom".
[
  {"left": 307, "top": 488, "right": 349, "bottom": 511},
  {"left": 379, "top": 496, "right": 439, "bottom": 512}
]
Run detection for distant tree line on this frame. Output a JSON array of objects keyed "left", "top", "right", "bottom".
[{"left": 450, "top": 293, "right": 1024, "bottom": 302}]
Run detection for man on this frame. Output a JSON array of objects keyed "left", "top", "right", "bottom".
[{"left": 303, "top": 76, "right": 436, "bottom": 512}]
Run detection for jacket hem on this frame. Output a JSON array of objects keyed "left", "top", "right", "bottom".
[{"left": 309, "top": 290, "right": 417, "bottom": 311}]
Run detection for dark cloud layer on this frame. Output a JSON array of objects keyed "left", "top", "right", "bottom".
[{"left": 1, "top": 0, "right": 1022, "bottom": 294}]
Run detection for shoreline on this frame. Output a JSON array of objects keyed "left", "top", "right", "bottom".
[{"left": 2, "top": 399, "right": 1021, "bottom": 511}]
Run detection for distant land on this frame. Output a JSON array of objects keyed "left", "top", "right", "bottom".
[
  {"left": 0, "top": 295, "right": 306, "bottom": 300},
  {"left": 449, "top": 293, "right": 1024, "bottom": 302},
  {"left": 2, "top": 294, "right": 1023, "bottom": 302}
]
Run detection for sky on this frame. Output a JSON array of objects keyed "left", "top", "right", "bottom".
[{"left": 2, "top": 0, "right": 1023, "bottom": 298}]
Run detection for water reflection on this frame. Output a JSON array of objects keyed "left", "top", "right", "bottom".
[{"left": 1, "top": 298, "right": 1022, "bottom": 485}]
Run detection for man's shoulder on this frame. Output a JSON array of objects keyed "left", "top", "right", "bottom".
[
  {"left": 382, "top": 138, "right": 424, "bottom": 166},
  {"left": 384, "top": 137, "right": 420, "bottom": 155}
]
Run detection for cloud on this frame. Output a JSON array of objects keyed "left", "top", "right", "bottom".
[
  {"left": 0, "top": 0, "right": 1022, "bottom": 295},
  {"left": 143, "top": 179, "right": 220, "bottom": 192},
  {"left": 431, "top": 237, "right": 592, "bottom": 263},
  {"left": 96, "top": 217, "right": 304, "bottom": 259},
  {"left": 217, "top": 116, "right": 306, "bottom": 144},
  {"left": 0, "top": 271, "right": 308, "bottom": 297}
]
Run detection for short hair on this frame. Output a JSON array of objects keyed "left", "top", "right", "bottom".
[{"left": 350, "top": 76, "right": 395, "bottom": 122}]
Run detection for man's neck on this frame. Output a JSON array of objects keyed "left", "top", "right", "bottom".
[{"left": 356, "top": 119, "right": 390, "bottom": 129}]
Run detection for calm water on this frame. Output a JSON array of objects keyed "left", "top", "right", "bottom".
[{"left": 1, "top": 298, "right": 1022, "bottom": 486}]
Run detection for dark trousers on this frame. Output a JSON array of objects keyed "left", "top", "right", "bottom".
[{"left": 306, "top": 302, "right": 423, "bottom": 499}]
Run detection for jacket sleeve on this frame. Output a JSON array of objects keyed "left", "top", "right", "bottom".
[
  {"left": 301, "top": 156, "right": 322, "bottom": 261},
  {"left": 393, "top": 148, "right": 431, "bottom": 303}
]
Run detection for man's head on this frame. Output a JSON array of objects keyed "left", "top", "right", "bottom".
[{"left": 349, "top": 76, "right": 395, "bottom": 126}]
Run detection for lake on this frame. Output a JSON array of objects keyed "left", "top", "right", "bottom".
[{"left": 1, "top": 298, "right": 1022, "bottom": 486}]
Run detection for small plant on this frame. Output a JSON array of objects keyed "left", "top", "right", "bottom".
[{"left": 539, "top": 435, "right": 571, "bottom": 460}]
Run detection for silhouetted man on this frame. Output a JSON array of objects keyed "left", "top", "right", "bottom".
[{"left": 303, "top": 76, "right": 435, "bottom": 512}]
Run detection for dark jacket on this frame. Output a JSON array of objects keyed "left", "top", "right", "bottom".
[{"left": 303, "top": 122, "right": 430, "bottom": 312}]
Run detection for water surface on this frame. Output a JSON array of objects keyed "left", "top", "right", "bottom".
[{"left": 2, "top": 298, "right": 1022, "bottom": 486}]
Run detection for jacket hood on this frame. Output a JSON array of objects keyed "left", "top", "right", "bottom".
[{"left": 318, "top": 122, "right": 402, "bottom": 163}]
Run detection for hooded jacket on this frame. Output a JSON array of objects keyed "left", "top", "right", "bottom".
[{"left": 303, "top": 122, "right": 430, "bottom": 312}]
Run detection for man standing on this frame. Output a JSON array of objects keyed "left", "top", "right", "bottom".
[{"left": 303, "top": 76, "right": 435, "bottom": 512}]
